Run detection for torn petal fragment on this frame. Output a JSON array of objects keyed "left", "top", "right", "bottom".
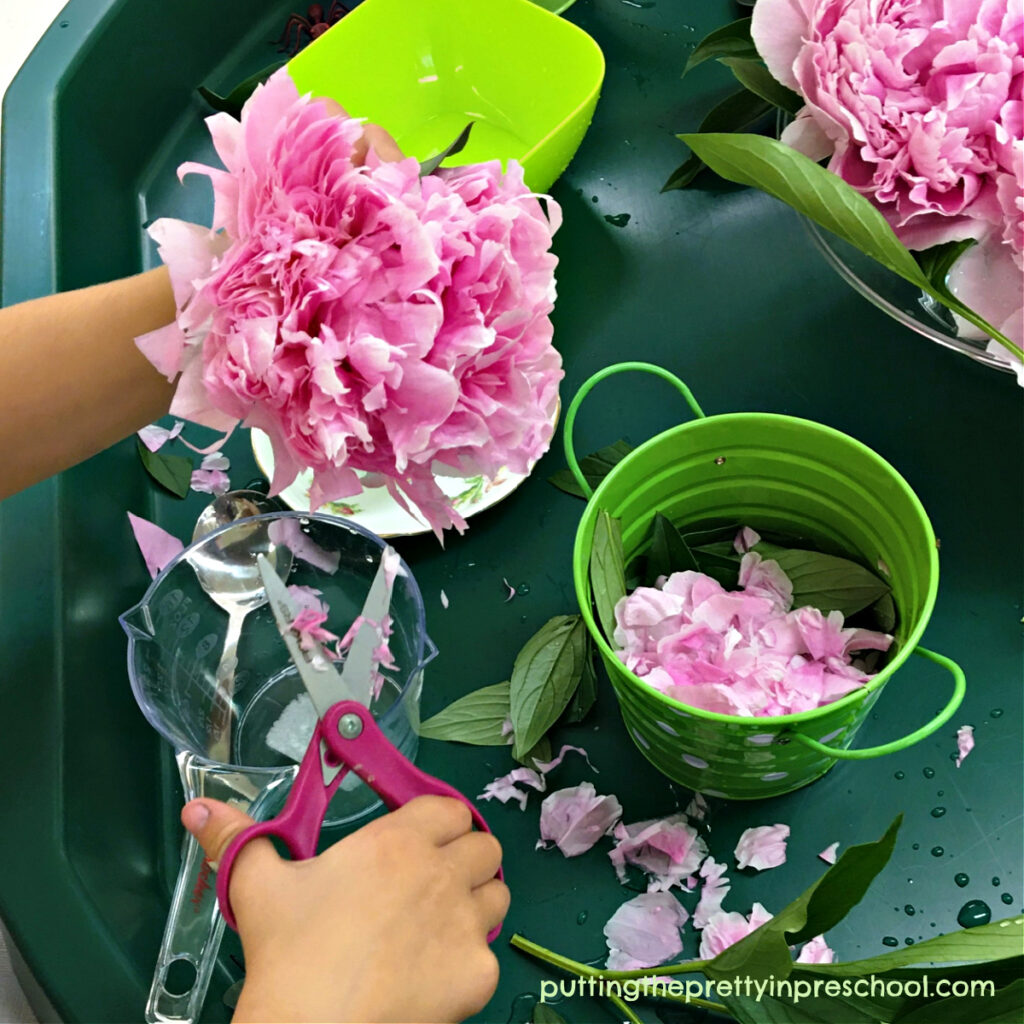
[
  {"left": 604, "top": 891, "right": 688, "bottom": 970},
  {"left": 609, "top": 813, "right": 708, "bottom": 891},
  {"left": 955, "top": 724, "right": 975, "bottom": 767},
  {"left": 538, "top": 782, "right": 623, "bottom": 856},
  {"left": 698, "top": 903, "right": 773, "bottom": 959},
  {"left": 818, "top": 841, "right": 839, "bottom": 865},
  {"left": 735, "top": 824, "right": 790, "bottom": 871},
  {"left": 127, "top": 512, "right": 185, "bottom": 579},
  {"left": 796, "top": 934, "right": 835, "bottom": 964},
  {"left": 692, "top": 857, "right": 731, "bottom": 930}
]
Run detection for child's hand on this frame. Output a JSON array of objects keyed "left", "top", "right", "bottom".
[{"left": 183, "top": 795, "right": 508, "bottom": 1023}]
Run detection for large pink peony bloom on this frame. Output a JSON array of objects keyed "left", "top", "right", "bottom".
[
  {"left": 753, "top": 0, "right": 1023, "bottom": 354},
  {"left": 137, "top": 70, "right": 563, "bottom": 537}
]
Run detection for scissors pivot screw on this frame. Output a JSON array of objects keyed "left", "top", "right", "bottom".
[{"left": 339, "top": 713, "right": 363, "bottom": 739}]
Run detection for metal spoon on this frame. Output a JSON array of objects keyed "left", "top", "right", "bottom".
[{"left": 190, "top": 490, "right": 293, "bottom": 763}]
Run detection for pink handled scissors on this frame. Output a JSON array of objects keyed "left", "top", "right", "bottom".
[{"left": 215, "top": 550, "right": 503, "bottom": 941}]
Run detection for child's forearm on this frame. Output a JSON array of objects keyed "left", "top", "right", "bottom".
[{"left": 0, "top": 266, "right": 176, "bottom": 498}]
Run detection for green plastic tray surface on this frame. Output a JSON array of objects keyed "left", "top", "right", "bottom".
[{"left": 1, "top": 1, "right": 1020, "bottom": 1022}]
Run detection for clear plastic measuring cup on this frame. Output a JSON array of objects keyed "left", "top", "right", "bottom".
[{"left": 120, "top": 512, "right": 433, "bottom": 1023}]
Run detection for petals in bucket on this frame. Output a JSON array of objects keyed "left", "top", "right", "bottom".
[
  {"left": 698, "top": 903, "right": 773, "bottom": 959},
  {"left": 735, "top": 824, "right": 790, "bottom": 871},
  {"left": 609, "top": 813, "right": 708, "bottom": 891},
  {"left": 604, "top": 891, "right": 688, "bottom": 970},
  {"left": 796, "top": 934, "right": 835, "bottom": 964},
  {"left": 955, "top": 724, "right": 975, "bottom": 767},
  {"left": 127, "top": 512, "right": 185, "bottom": 579},
  {"left": 268, "top": 518, "right": 340, "bottom": 574},
  {"left": 538, "top": 782, "right": 623, "bottom": 856},
  {"left": 734, "top": 526, "right": 761, "bottom": 554},
  {"left": 818, "top": 841, "right": 839, "bottom": 865},
  {"left": 693, "top": 857, "right": 731, "bottom": 930}
]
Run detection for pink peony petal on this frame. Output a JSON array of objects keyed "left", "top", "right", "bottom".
[
  {"left": 137, "top": 420, "right": 184, "bottom": 452},
  {"left": 533, "top": 744, "right": 596, "bottom": 775},
  {"left": 267, "top": 518, "right": 340, "bottom": 574},
  {"left": 818, "top": 841, "right": 839, "bottom": 865},
  {"left": 479, "top": 767, "right": 545, "bottom": 811},
  {"left": 735, "top": 824, "right": 790, "bottom": 871},
  {"left": 955, "top": 724, "right": 975, "bottom": 767},
  {"left": 734, "top": 526, "right": 761, "bottom": 554},
  {"left": 610, "top": 813, "right": 708, "bottom": 891},
  {"left": 796, "top": 934, "right": 835, "bottom": 964},
  {"left": 538, "top": 782, "right": 623, "bottom": 856},
  {"left": 698, "top": 903, "right": 773, "bottom": 959},
  {"left": 693, "top": 857, "right": 731, "bottom": 930},
  {"left": 190, "top": 469, "right": 230, "bottom": 495},
  {"left": 603, "top": 891, "right": 688, "bottom": 970},
  {"left": 127, "top": 512, "right": 185, "bottom": 579}
]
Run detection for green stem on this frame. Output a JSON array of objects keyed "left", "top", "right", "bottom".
[
  {"left": 925, "top": 285, "right": 1024, "bottom": 362},
  {"left": 608, "top": 992, "right": 645, "bottom": 1024},
  {"left": 508, "top": 934, "right": 601, "bottom": 979}
]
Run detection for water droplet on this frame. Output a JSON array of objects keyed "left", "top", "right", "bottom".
[
  {"left": 576, "top": 911, "right": 589, "bottom": 925},
  {"left": 1002, "top": 893, "right": 1014, "bottom": 905},
  {"left": 904, "top": 904, "right": 916, "bottom": 916},
  {"left": 990, "top": 708, "right": 1003, "bottom": 718},
  {"left": 954, "top": 873, "right": 970, "bottom": 888},
  {"left": 923, "top": 767, "right": 935, "bottom": 778},
  {"left": 882, "top": 936, "right": 899, "bottom": 946},
  {"left": 714, "top": 456, "right": 726, "bottom": 465},
  {"left": 894, "top": 770, "right": 905, "bottom": 780},
  {"left": 905, "top": 937, "right": 915, "bottom": 944},
  {"left": 591, "top": 195, "right": 598, "bottom": 203},
  {"left": 957, "top": 900, "right": 991, "bottom": 928},
  {"left": 516, "top": 583, "right": 531, "bottom": 596},
  {"left": 937, "top": 790, "right": 944, "bottom": 797},
  {"left": 603, "top": 213, "right": 631, "bottom": 227},
  {"left": 992, "top": 877, "right": 1001, "bottom": 886},
  {"left": 931, "top": 806, "right": 946, "bottom": 818},
  {"left": 912, "top": 843, "right": 920, "bottom": 850},
  {"left": 931, "top": 846, "right": 944, "bottom": 857}
]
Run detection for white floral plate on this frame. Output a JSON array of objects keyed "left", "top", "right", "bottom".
[{"left": 250, "top": 429, "right": 534, "bottom": 538}]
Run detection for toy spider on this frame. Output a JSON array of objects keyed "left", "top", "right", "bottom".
[{"left": 276, "top": 3, "right": 349, "bottom": 55}]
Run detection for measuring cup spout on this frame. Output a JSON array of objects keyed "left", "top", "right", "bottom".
[{"left": 119, "top": 603, "right": 155, "bottom": 642}]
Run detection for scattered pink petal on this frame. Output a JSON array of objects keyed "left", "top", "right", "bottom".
[
  {"left": 127, "top": 512, "right": 185, "bottom": 579},
  {"left": 735, "top": 824, "right": 790, "bottom": 871},
  {"left": 685, "top": 792, "right": 708, "bottom": 821},
  {"left": 610, "top": 813, "right": 708, "bottom": 891},
  {"left": 137, "top": 420, "right": 184, "bottom": 452},
  {"left": 479, "top": 766, "right": 545, "bottom": 811},
  {"left": 796, "top": 934, "right": 835, "bottom": 964},
  {"left": 190, "top": 468, "right": 231, "bottom": 495},
  {"left": 693, "top": 857, "right": 731, "bottom": 930},
  {"left": 200, "top": 452, "right": 230, "bottom": 472},
  {"left": 604, "top": 892, "right": 688, "bottom": 970},
  {"left": 440, "top": 589, "right": 449, "bottom": 609},
  {"left": 533, "top": 744, "right": 596, "bottom": 775},
  {"left": 698, "top": 903, "right": 773, "bottom": 959},
  {"left": 538, "top": 782, "right": 623, "bottom": 856},
  {"left": 818, "top": 841, "right": 839, "bottom": 865},
  {"left": 290, "top": 606, "right": 341, "bottom": 654},
  {"left": 268, "top": 518, "right": 340, "bottom": 573},
  {"left": 955, "top": 724, "right": 975, "bottom": 767},
  {"left": 734, "top": 526, "right": 761, "bottom": 554},
  {"left": 503, "top": 577, "right": 516, "bottom": 602}
]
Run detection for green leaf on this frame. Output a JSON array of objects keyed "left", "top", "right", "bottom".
[
  {"left": 561, "top": 638, "right": 598, "bottom": 725},
  {"left": 589, "top": 511, "right": 626, "bottom": 643},
  {"left": 509, "top": 616, "right": 588, "bottom": 759},
  {"left": 197, "top": 60, "right": 287, "bottom": 116},
  {"left": 532, "top": 1004, "right": 567, "bottom": 1024},
  {"left": 417, "top": 681, "right": 511, "bottom": 745},
  {"left": 896, "top": 977, "right": 1024, "bottom": 1023},
  {"left": 517, "top": 734, "right": 552, "bottom": 770},
  {"left": 760, "top": 546, "right": 891, "bottom": 617},
  {"left": 664, "top": 89, "right": 774, "bottom": 191},
  {"left": 136, "top": 439, "right": 192, "bottom": 498},
  {"left": 549, "top": 440, "right": 634, "bottom": 498},
  {"left": 718, "top": 58, "right": 804, "bottom": 115},
  {"left": 419, "top": 122, "right": 474, "bottom": 177},
  {"left": 705, "top": 816, "right": 902, "bottom": 983},
  {"left": 684, "top": 523, "right": 742, "bottom": 547},
  {"left": 868, "top": 592, "right": 897, "bottom": 632},
  {"left": 914, "top": 237, "right": 977, "bottom": 306},
  {"left": 683, "top": 17, "right": 756, "bottom": 76},
  {"left": 645, "top": 513, "right": 698, "bottom": 585},
  {"left": 677, "top": 133, "right": 1022, "bottom": 360}
]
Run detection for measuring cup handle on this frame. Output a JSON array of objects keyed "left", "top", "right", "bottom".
[
  {"left": 563, "top": 362, "right": 706, "bottom": 499},
  {"left": 323, "top": 701, "right": 505, "bottom": 942},
  {"left": 786, "top": 647, "right": 966, "bottom": 760}
]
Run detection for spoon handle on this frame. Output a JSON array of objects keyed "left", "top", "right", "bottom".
[{"left": 207, "top": 608, "right": 246, "bottom": 763}]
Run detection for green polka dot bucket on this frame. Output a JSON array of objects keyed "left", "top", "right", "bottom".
[{"left": 567, "top": 363, "right": 966, "bottom": 800}]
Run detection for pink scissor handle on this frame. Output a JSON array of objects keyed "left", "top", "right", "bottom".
[{"left": 216, "top": 701, "right": 504, "bottom": 941}]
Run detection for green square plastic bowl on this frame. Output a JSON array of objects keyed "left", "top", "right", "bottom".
[{"left": 286, "top": 0, "right": 604, "bottom": 192}]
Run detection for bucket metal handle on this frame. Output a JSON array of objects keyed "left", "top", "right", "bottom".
[
  {"left": 563, "top": 362, "right": 706, "bottom": 499},
  {"left": 786, "top": 647, "right": 966, "bottom": 759}
]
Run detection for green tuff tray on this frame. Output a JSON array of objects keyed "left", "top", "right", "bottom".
[{"left": 1, "top": 1, "right": 1021, "bottom": 1022}]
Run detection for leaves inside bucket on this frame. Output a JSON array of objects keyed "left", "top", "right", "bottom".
[{"left": 589, "top": 510, "right": 627, "bottom": 643}]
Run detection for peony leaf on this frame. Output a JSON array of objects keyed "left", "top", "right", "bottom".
[
  {"left": 419, "top": 122, "right": 475, "bottom": 178},
  {"left": 664, "top": 89, "right": 774, "bottom": 191},
  {"left": 197, "top": 61, "right": 287, "bottom": 116},
  {"left": 677, "top": 133, "right": 1023, "bottom": 360},
  {"left": 760, "top": 546, "right": 891, "bottom": 617},
  {"left": 589, "top": 510, "right": 626, "bottom": 643},
  {"left": 549, "top": 439, "right": 634, "bottom": 498},
  {"left": 645, "top": 513, "right": 698, "bottom": 585},
  {"left": 704, "top": 816, "right": 902, "bottom": 983},
  {"left": 718, "top": 58, "right": 804, "bottom": 115},
  {"left": 914, "top": 238, "right": 978, "bottom": 306},
  {"left": 136, "top": 438, "right": 192, "bottom": 498},
  {"left": 560, "top": 638, "right": 598, "bottom": 724},
  {"left": 682, "top": 17, "right": 757, "bottom": 76},
  {"left": 516, "top": 734, "right": 552, "bottom": 770},
  {"left": 418, "top": 681, "right": 511, "bottom": 746},
  {"left": 510, "top": 616, "right": 588, "bottom": 759}
]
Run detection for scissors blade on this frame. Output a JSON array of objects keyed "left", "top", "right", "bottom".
[{"left": 337, "top": 546, "right": 397, "bottom": 707}]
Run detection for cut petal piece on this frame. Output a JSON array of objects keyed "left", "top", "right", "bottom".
[
  {"left": 604, "top": 891, "right": 688, "bottom": 970},
  {"left": 538, "top": 782, "right": 622, "bottom": 856},
  {"left": 818, "top": 841, "right": 839, "bottom": 865},
  {"left": 127, "top": 512, "right": 185, "bottom": 579},
  {"left": 796, "top": 934, "right": 835, "bottom": 964},
  {"left": 735, "top": 824, "right": 790, "bottom": 871},
  {"left": 955, "top": 724, "right": 975, "bottom": 767}
]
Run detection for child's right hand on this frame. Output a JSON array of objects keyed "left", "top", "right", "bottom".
[{"left": 183, "top": 794, "right": 508, "bottom": 1023}]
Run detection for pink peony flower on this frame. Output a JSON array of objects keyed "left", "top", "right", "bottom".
[
  {"left": 752, "top": 0, "right": 1024, "bottom": 363},
  {"left": 137, "top": 70, "right": 563, "bottom": 538}
]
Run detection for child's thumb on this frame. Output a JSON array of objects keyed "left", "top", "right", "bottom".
[{"left": 181, "top": 798, "right": 255, "bottom": 868}]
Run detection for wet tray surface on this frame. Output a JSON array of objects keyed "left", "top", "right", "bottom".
[{"left": 1, "top": 0, "right": 1021, "bottom": 1021}]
